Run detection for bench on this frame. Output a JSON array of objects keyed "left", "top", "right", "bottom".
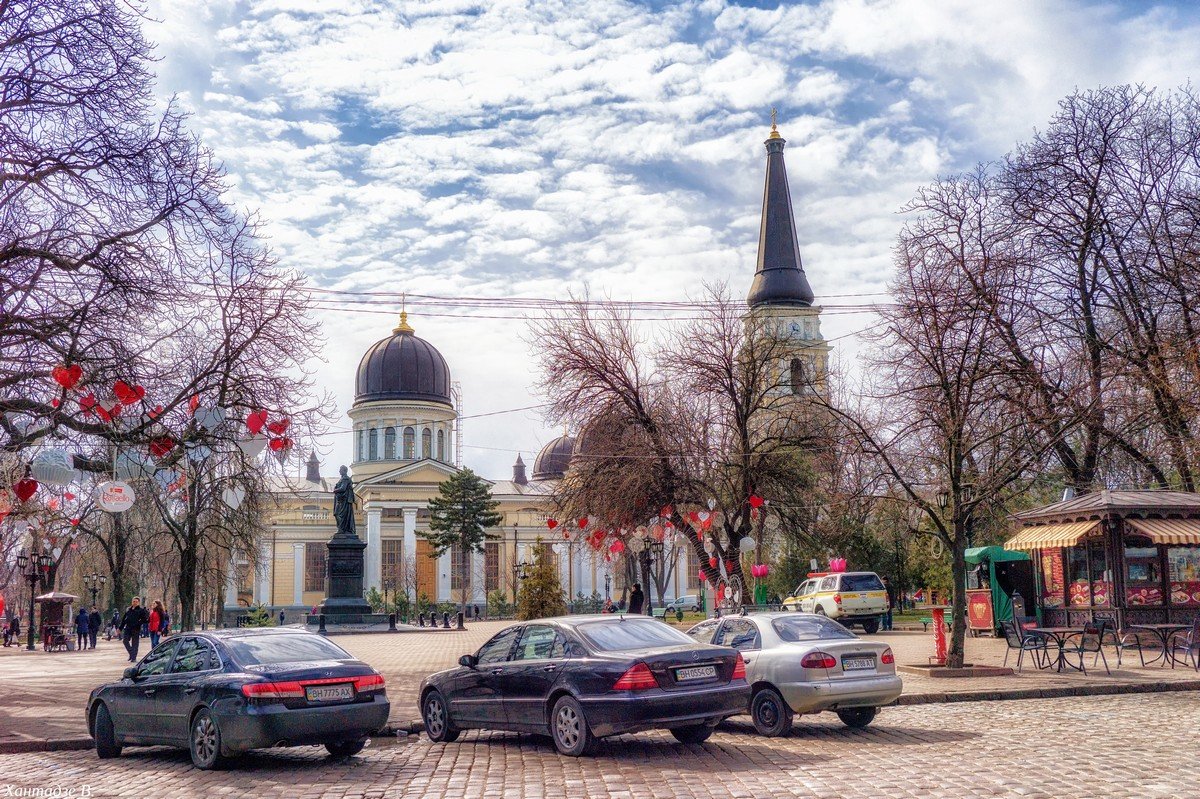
[
  {"left": 918, "top": 617, "right": 954, "bottom": 632},
  {"left": 651, "top": 607, "right": 668, "bottom": 618}
]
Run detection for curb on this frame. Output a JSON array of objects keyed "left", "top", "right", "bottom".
[
  {"left": 892, "top": 679, "right": 1200, "bottom": 706},
  {"left": 0, "top": 737, "right": 94, "bottom": 755}
]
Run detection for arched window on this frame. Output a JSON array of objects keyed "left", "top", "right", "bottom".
[
  {"left": 384, "top": 427, "right": 396, "bottom": 459},
  {"left": 790, "top": 357, "right": 804, "bottom": 395},
  {"left": 368, "top": 428, "right": 378, "bottom": 460},
  {"left": 403, "top": 427, "right": 416, "bottom": 459},
  {"left": 437, "top": 429, "right": 446, "bottom": 461},
  {"left": 356, "top": 429, "right": 364, "bottom": 461},
  {"left": 422, "top": 428, "right": 432, "bottom": 458}
]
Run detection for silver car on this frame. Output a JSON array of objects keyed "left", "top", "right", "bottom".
[{"left": 686, "top": 612, "right": 902, "bottom": 736}]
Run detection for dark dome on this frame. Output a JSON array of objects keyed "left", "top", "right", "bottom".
[
  {"left": 532, "top": 434, "right": 575, "bottom": 481},
  {"left": 354, "top": 314, "right": 452, "bottom": 406}
]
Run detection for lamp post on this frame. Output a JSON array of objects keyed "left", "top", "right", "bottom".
[
  {"left": 83, "top": 573, "right": 106, "bottom": 609},
  {"left": 604, "top": 572, "right": 611, "bottom": 600},
  {"left": 17, "top": 551, "right": 51, "bottom": 651},
  {"left": 641, "top": 532, "right": 664, "bottom": 617},
  {"left": 382, "top": 577, "right": 393, "bottom": 614}
]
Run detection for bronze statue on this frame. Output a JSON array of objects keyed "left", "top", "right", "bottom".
[{"left": 332, "top": 465, "right": 356, "bottom": 538}]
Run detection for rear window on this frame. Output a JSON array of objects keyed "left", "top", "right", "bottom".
[
  {"left": 840, "top": 574, "right": 884, "bottom": 591},
  {"left": 577, "top": 620, "right": 694, "bottom": 651},
  {"left": 772, "top": 616, "right": 857, "bottom": 642},
  {"left": 223, "top": 633, "right": 352, "bottom": 665}
]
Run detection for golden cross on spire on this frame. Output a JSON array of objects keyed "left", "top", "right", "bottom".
[
  {"left": 394, "top": 292, "right": 414, "bottom": 333},
  {"left": 769, "top": 107, "right": 782, "bottom": 139}
]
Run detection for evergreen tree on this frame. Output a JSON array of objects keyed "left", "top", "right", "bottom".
[
  {"left": 421, "top": 468, "right": 502, "bottom": 615},
  {"left": 517, "top": 539, "right": 567, "bottom": 620}
]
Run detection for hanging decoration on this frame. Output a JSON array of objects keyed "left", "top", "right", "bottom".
[
  {"left": 237, "top": 436, "right": 267, "bottom": 458},
  {"left": 14, "top": 479, "right": 39, "bottom": 502},
  {"left": 148, "top": 437, "right": 176, "bottom": 458},
  {"left": 185, "top": 443, "right": 213, "bottom": 463},
  {"left": 707, "top": 497, "right": 717, "bottom": 511},
  {"left": 0, "top": 491, "right": 11, "bottom": 523},
  {"left": 739, "top": 536, "right": 756, "bottom": 553},
  {"left": 246, "top": 410, "right": 269, "bottom": 435},
  {"left": 51, "top": 364, "right": 83, "bottom": 390},
  {"left": 577, "top": 517, "right": 589, "bottom": 529},
  {"left": 708, "top": 556, "right": 718, "bottom": 569},
  {"left": 609, "top": 540, "right": 625, "bottom": 555},
  {"left": 267, "top": 418, "right": 291, "bottom": 436},
  {"left": 112, "top": 380, "right": 145, "bottom": 406},
  {"left": 748, "top": 494, "right": 764, "bottom": 509},
  {"left": 188, "top": 395, "right": 200, "bottom": 415},
  {"left": 698, "top": 569, "right": 707, "bottom": 584},
  {"left": 95, "top": 480, "right": 136, "bottom": 512},
  {"left": 195, "top": 407, "right": 226, "bottom": 432},
  {"left": 78, "top": 393, "right": 98, "bottom": 417},
  {"left": 30, "top": 449, "right": 75, "bottom": 485},
  {"left": 222, "top": 486, "right": 246, "bottom": 509},
  {"left": 546, "top": 518, "right": 558, "bottom": 530},
  {"left": 115, "top": 450, "right": 156, "bottom": 480}
]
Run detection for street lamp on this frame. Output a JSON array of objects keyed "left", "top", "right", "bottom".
[
  {"left": 640, "top": 532, "right": 664, "bottom": 617},
  {"left": 83, "top": 573, "right": 106, "bottom": 609},
  {"left": 936, "top": 490, "right": 950, "bottom": 512},
  {"left": 382, "top": 577, "right": 394, "bottom": 614},
  {"left": 16, "top": 551, "right": 51, "bottom": 651},
  {"left": 604, "top": 572, "right": 611, "bottom": 600}
]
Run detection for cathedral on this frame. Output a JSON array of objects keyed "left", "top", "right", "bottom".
[{"left": 224, "top": 119, "right": 831, "bottom": 618}]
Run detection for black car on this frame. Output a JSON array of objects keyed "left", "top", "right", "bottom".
[
  {"left": 418, "top": 615, "right": 749, "bottom": 756},
  {"left": 86, "top": 628, "right": 390, "bottom": 769}
]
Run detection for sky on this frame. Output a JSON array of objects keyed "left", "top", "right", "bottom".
[{"left": 142, "top": 0, "right": 1200, "bottom": 481}]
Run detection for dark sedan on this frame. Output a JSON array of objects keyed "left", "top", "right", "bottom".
[
  {"left": 419, "top": 615, "right": 749, "bottom": 756},
  {"left": 86, "top": 628, "right": 390, "bottom": 769}
]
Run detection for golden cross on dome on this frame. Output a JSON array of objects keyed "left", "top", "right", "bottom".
[
  {"left": 394, "top": 293, "right": 414, "bottom": 333},
  {"left": 769, "top": 107, "right": 781, "bottom": 139}
]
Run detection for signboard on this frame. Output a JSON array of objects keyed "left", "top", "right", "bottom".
[
  {"left": 96, "top": 480, "right": 136, "bottom": 512},
  {"left": 967, "top": 588, "right": 994, "bottom": 631}
]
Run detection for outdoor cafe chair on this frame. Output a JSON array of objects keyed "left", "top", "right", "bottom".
[
  {"left": 1168, "top": 618, "right": 1200, "bottom": 671},
  {"left": 1001, "top": 620, "right": 1048, "bottom": 672},
  {"left": 1061, "top": 625, "right": 1110, "bottom": 676},
  {"left": 1094, "top": 615, "right": 1149, "bottom": 668}
]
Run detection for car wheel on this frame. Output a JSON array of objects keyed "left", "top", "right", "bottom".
[
  {"left": 423, "top": 690, "right": 460, "bottom": 744},
  {"left": 670, "top": 724, "right": 714, "bottom": 744},
  {"left": 862, "top": 619, "right": 880, "bottom": 634},
  {"left": 751, "top": 687, "right": 794, "bottom": 737},
  {"left": 814, "top": 606, "right": 827, "bottom": 616},
  {"left": 836, "top": 707, "right": 878, "bottom": 729},
  {"left": 189, "top": 708, "right": 230, "bottom": 770},
  {"left": 93, "top": 703, "right": 122, "bottom": 759},
  {"left": 325, "top": 738, "right": 368, "bottom": 757},
  {"left": 691, "top": 605, "right": 699, "bottom": 612},
  {"left": 550, "top": 695, "right": 597, "bottom": 756}
]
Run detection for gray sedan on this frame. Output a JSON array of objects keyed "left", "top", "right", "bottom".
[{"left": 686, "top": 612, "right": 902, "bottom": 736}]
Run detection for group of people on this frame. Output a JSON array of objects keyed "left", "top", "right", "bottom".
[
  {"left": 115, "top": 597, "right": 170, "bottom": 662},
  {"left": 72, "top": 605, "right": 104, "bottom": 650},
  {"left": 2, "top": 615, "right": 20, "bottom": 647}
]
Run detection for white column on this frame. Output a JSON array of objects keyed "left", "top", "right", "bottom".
[
  {"left": 254, "top": 540, "right": 271, "bottom": 605},
  {"left": 403, "top": 509, "right": 417, "bottom": 558},
  {"left": 366, "top": 506, "right": 382, "bottom": 592},
  {"left": 292, "top": 543, "right": 305, "bottom": 605},
  {"left": 676, "top": 544, "right": 687, "bottom": 599},
  {"left": 472, "top": 549, "right": 485, "bottom": 602},
  {"left": 224, "top": 555, "right": 239, "bottom": 608},
  {"left": 438, "top": 549, "right": 451, "bottom": 601}
]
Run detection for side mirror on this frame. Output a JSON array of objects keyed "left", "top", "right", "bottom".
[
  {"left": 123, "top": 667, "right": 138, "bottom": 680},
  {"left": 458, "top": 654, "right": 478, "bottom": 669}
]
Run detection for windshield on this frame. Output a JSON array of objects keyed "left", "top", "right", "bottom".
[
  {"left": 577, "top": 620, "right": 695, "bottom": 651},
  {"left": 841, "top": 574, "right": 885, "bottom": 591},
  {"left": 224, "top": 633, "right": 353, "bottom": 665},
  {"left": 771, "top": 616, "right": 857, "bottom": 643}
]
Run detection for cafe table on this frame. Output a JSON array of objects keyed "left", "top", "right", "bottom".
[
  {"left": 1026, "top": 627, "right": 1085, "bottom": 672},
  {"left": 1129, "top": 623, "right": 1190, "bottom": 667}
]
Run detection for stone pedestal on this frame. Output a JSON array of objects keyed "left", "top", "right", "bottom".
[{"left": 317, "top": 532, "right": 372, "bottom": 622}]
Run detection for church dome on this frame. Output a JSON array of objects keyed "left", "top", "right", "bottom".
[
  {"left": 532, "top": 434, "right": 575, "bottom": 481},
  {"left": 354, "top": 313, "right": 452, "bottom": 407}
]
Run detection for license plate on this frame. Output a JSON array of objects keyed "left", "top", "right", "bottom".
[
  {"left": 675, "top": 665, "right": 717, "bottom": 682},
  {"left": 842, "top": 657, "right": 875, "bottom": 671},
  {"left": 305, "top": 684, "right": 353, "bottom": 702}
]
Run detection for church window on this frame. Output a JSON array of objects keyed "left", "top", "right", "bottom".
[
  {"left": 304, "top": 545, "right": 327, "bottom": 593},
  {"left": 422, "top": 428, "right": 432, "bottom": 458},
  {"left": 790, "top": 357, "right": 804, "bottom": 395},
  {"left": 382, "top": 539, "right": 404, "bottom": 591},
  {"left": 450, "top": 545, "right": 467, "bottom": 592},
  {"left": 356, "top": 429, "right": 365, "bottom": 462},
  {"left": 384, "top": 428, "right": 396, "bottom": 459},
  {"left": 403, "top": 427, "right": 415, "bottom": 459},
  {"left": 437, "top": 429, "right": 446, "bottom": 461},
  {"left": 368, "top": 428, "right": 378, "bottom": 460}
]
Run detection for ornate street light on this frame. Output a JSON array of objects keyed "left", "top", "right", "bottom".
[
  {"left": 382, "top": 577, "right": 394, "bottom": 614},
  {"left": 83, "top": 573, "right": 106, "bottom": 609},
  {"left": 16, "top": 551, "right": 51, "bottom": 651},
  {"left": 604, "top": 572, "right": 611, "bottom": 600},
  {"left": 640, "top": 531, "right": 664, "bottom": 617}
]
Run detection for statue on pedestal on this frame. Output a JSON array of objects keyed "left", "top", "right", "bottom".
[
  {"left": 318, "top": 465, "right": 371, "bottom": 619},
  {"left": 332, "top": 465, "right": 358, "bottom": 539}
]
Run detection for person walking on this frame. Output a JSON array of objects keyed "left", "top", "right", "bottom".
[
  {"left": 159, "top": 606, "right": 170, "bottom": 637},
  {"left": 628, "top": 583, "right": 645, "bottom": 615},
  {"left": 107, "top": 610, "right": 119, "bottom": 640},
  {"left": 148, "top": 600, "right": 164, "bottom": 648},
  {"left": 120, "top": 597, "right": 149, "bottom": 663},
  {"left": 881, "top": 577, "right": 895, "bottom": 632},
  {"left": 88, "top": 606, "right": 102, "bottom": 649},
  {"left": 75, "top": 606, "right": 90, "bottom": 652},
  {"left": 279, "top": 609, "right": 285, "bottom": 626}
]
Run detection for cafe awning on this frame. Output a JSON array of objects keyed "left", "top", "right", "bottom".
[
  {"left": 1125, "top": 518, "right": 1200, "bottom": 545},
  {"left": 1004, "top": 521, "right": 1101, "bottom": 551}
]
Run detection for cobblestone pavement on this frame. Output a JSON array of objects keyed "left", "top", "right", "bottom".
[
  {"left": 0, "top": 692, "right": 1194, "bottom": 798},
  {"left": 4, "top": 621, "right": 1199, "bottom": 745}
]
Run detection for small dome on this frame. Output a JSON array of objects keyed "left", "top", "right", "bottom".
[
  {"left": 354, "top": 313, "right": 452, "bottom": 406},
  {"left": 532, "top": 435, "right": 575, "bottom": 481}
]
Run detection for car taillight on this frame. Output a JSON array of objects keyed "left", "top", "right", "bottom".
[
  {"left": 880, "top": 648, "right": 894, "bottom": 665},
  {"left": 241, "top": 680, "right": 304, "bottom": 700},
  {"left": 833, "top": 594, "right": 842, "bottom": 604},
  {"left": 613, "top": 662, "right": 658, "bottom": 690},
  {"left": 800, "top": 651, "right": 837, "bottom": 669},
  {"left": 732, "top": 653, "right": 747, "bottom": 681},
  {"left": 353, "top": 673, "right": 386, "bottom": 692}
]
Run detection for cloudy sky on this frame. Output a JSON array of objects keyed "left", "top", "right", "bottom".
[{"left": 144, "top": 0, "right": 1200, "bottom": 480}]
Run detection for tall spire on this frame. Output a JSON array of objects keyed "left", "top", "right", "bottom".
[{"left": 747, "top": 110, "right": 815, "bottom": 308}]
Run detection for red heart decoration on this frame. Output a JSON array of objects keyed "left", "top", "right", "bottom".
[
  {"left": 246, "top": 410, "right": 268, "bottom": 434},
  {"left": 147, "top": 405, "right": 163, "bottom": 420},
  {"left": 50, "top": 398, "right": 60, "bottom": 408},
  {"left": 577, "top": 517, "right": 588, "bottom": 529},
  {"left": 15, "top": 479, "right": 38, "bottom": 502},
  {"left": 113, "top": 380, "right": 145, "bottom": 406},
  {"left": 52, "top": 364, "right": 83, "bottom": 389},
  {"left": 688, "top": 511, "right": 700, "bottom": 523},
  {"left": 708, "top": 556, "right": 718, "bottom": 569},
  {"left": 149, "top": 437, "right": 176, "bottom": 458},
  {"left": 188, "top": 395, "right": 200, "bottom": 415},
  {"left": 702, "top": 518, "right": 713, "bottom": 531},
  {"left": 70, "top": 518, "right": 80, "bottom": 526},
  {"left": 750, "top": 507, "right": 760, "bottom": 521},
  {"left": 269, "top": 437, "right": 293, "bottom": 452},
  {"left": 726, "top": 560, "right": 735, "bottom": 572},
  {"left": 563, "top": 531, "right": 570, "bottom": 540},
  {"left": 64, "top": 493, "right": 75, "bottom": 501},
  {"left": 267, "top": 418, "right": 291, "bottom": 436},
  {"left": 749, "top": 494, "right": 764, "bottom": 509},
  {"left": 47, "top": 498, "right": 59, "bottom": 511},
  {"left": 95, "top": 404, "right": 114, "bottom": 423},
  {"left": 79, "top": 393, "right": 97, "bottom": 416},
  {"left": 546, "top": 519, "right": 558, "bottom": 530}
]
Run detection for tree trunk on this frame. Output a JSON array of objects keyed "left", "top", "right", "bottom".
[
  {"left": 460, "top": 538, "right": 470, "bottom": 617},
  {"left": 947, "top": 530, "right": 969, "bottom": 669},
  {"left": 178, "top": 521, "right": 200, "bottom": 632}
]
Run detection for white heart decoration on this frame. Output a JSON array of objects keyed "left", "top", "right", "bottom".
[
  {"left": 237, "top": 436, "right": 267, "bottom": 458},
  {"left": 222, "top": 486, "right": 246, "bottom": 510},
  {"left": 739, "top": 536, "right": 756, "bottom": 552},
  {"left": 52, "top": 546, "right": 61, "bottom": 558},
  {"left": 195, "top": 407, "right": 226, "bottom": 431},
  {"left": 707, "top": 497, "right": 716, "bottom": 511}
]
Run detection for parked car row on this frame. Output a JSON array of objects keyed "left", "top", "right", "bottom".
[{"left": 87, "top": 610, "right": 902, "bottom": 768}]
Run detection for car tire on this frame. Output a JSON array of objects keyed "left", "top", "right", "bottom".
[
  {"left": 423, "top": 690, "right": 460, "bottom": 744},
  {"left": 836, "top": 707, "right": 878, "bottom": 729},
  {"left": 325, "top": 738, "right": 368, "bottom": 757},
  {"left": 670, "top": 724, "right": 714, "bottom": 744},
  {"left": 93, "top": 703, "right": 122, "bottom": 759},
  {"left": 550, "top": 695, "right": 597, "bottom": 756},
  {"left": 751, "top": 687, "right": 794, "bottom": 737},
  {"left": 862, "top": 619, "right": 880, "bottom": 634},
  {"left": 814, "top": 606, "right": 827, "bottom": 616},
  {"left": 189, "top": 708, "right": 230, "bottom": 770},
  {"left": 691, "top": 605, "right": 699, "bottom": 612}
]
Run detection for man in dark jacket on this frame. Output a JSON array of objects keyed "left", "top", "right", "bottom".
[
  {"left": 120, "top": 597, "right": 149, "bottom": 663},
  {"left": 88, "top": 606, "right": 102, "bottom": 649},
  {"left": 75, "top": 606, "right": 90, "bottom": 652},
  {"left": 628, "top": 583, "right": 645, "bottom": 615}
]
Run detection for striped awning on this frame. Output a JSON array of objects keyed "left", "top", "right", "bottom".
[
  {"left": 1004, "top": 521, "right": 1101, "bottom": 551},
  {"left": 1125, "top": 518, "right": 1200, "bottom": 545}
]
